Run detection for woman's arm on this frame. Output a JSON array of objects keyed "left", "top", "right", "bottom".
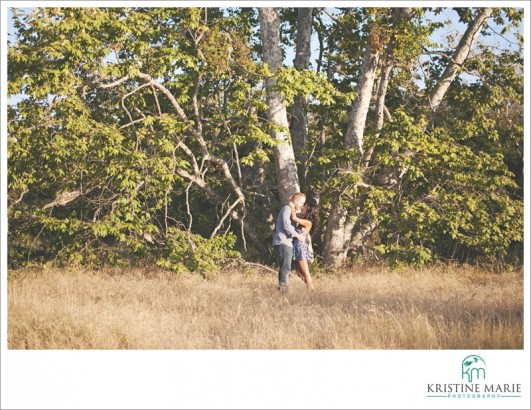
[{"left": 290, "top": 205, "right": 312, "bottom": 233}]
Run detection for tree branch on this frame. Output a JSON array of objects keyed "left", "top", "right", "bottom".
[
  {"left": 101, "top": 75, "right": 130, "bottom": 88},
  {"left": 8, "top": 190, "right": 28, "bottom": 210},
  {"left": 429, "top": 8, "right": 494, "bottom": 112},
  {"left": 43, "top": 190, "right": 82, "bottom": 210},
  {"left": 136, "top": 72, "right": 189, "bottom": 121},
  {"left": 210, "top": 197, "right": 242, "bottom": 238}
]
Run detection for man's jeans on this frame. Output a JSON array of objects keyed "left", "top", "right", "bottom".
[{"left": 274, "top": 244, "right": 293, "bottom": 290}]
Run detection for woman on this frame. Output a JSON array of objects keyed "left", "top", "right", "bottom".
[{"left": 289, "top": 198, "right": 319, "bottom": 292}]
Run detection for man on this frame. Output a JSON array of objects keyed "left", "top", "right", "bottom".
[{"left": 272, "top": 192, "right": 306, "bottom": 292}]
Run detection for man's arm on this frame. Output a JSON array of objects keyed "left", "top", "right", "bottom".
[{"left": 281, "top": 206, "right": 303, "bottom": 240}]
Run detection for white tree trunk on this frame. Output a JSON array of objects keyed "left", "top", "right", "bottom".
[
  {"left": 350, "top": 8, "right": 421, "bottom": 257},
  {"left": 429, "top": 8, "right": 493, "bottom": 112},
  {"left": 361, "top": 8, "right": 412, "bottom": 171},
  {"left": 291, "top": 7, "right": 312, "bottom": 193},
  {"left": 323, "top": 26, "right": 380, "bottom": 267},
  {"left": 322, "top": 205, "right": 356, "bottom": 267},
  {"left": 350, "top": 8, "right": 492, "bottom": 258},
  {"left": 259, "top": 7, "right": 300, "bottom": 205},
  {"left": 344, "top": 43, "right": 380, "bottom": 154}
]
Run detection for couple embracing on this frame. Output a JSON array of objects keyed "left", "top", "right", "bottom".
[{"left": 272, "top": 192, "right": 319, "bottom": 293}]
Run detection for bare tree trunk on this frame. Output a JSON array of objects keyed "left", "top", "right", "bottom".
[
  {"left": 344, "top": 41, "right": 380, "bottom": 155},
  {"left": 291, "top": 7, "right": 313, "bottom": 193},
  {"left": 259, "top": 7, "right": 300, "bottom": 205},
  {"left": 349, "top": 8, "right": 492, "bottom": 259},
  {"left": 349, "top": 218, "right": 379, "bottom": 255},
  {"left": 429, "top": 8, "right": 493, "bottom": 112},
  {"left": 322, "top": 24, "right": 381, "bottom": 267},
  {"left": 349, "top": 9, "right": 414, "bottom": 255},
  {"left": 361, "top": 61, "right": 393, "bottom": 172},
  {"left": 322, "top": 205, "right": 356, "bottom": 267},
  {"left": 323, "top": 9, "right": 420, "bottom": 266}
]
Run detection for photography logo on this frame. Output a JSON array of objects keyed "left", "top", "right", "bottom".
[
  {"left": 426, "top": 355, "right": 522, "bottom": 400},
  {"left": 461, "top": 355, "right": 485, "bottom": 383}
]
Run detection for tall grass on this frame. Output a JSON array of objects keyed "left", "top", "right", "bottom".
[{"left": 8, "top": 264, "right": 523, "bottom": 349}]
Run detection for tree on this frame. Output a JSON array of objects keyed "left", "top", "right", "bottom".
[
  {"left": 317, "top": 7, "right": 522, "bottom": 267},
  {"left": 322, "top": 16, "right": 383, "bottom": 266},
  {"left": 290, "top": 7, "right": 313, "bottom": 193},
  {"left": 259, "top": 7, "right": 300, "bottom": 204},
  {"left": 8, "top": 7, "right": 271, "bottom": 270},
  {"left": 429, "top": 8, "right": 494, "bottom": 111},
  {"left": 7, "top": 6, "right": 523, "bottom": 271}
]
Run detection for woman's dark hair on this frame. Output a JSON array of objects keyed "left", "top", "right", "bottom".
[{"left": 305, "top": 198, "right": 320, "bottom": 236}]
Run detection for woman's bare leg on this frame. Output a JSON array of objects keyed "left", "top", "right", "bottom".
[
  {"left": 295, "top": 263, "right": 306, "bottom": 282},
  {"left": 297, "top": 259, "right": 315, "bottom": 291}
]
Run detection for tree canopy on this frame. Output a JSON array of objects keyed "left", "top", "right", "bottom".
[{"left": 7, "top": 7, "right": 524, "bottom": 272}]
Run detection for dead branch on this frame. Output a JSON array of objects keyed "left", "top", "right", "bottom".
[
  {"left": 241, "top": 261, "right": 277, "bottom": 274},
  {"left": 43, "top": 190, "right": 82, "bottom": 210},
  {"left": 210, "top": 197, "right": 243, "bottom": 238},
  {"left": 8, "top": 190, "right": 28, "bottom": 210}
]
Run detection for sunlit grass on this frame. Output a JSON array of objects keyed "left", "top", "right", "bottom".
[{"left": 8, "top": 264, "right": 523, "bottom": 349}]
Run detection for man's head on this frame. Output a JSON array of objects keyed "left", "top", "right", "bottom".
[{"left": 290, "top": 192, "right": 306, "bottom": 211}]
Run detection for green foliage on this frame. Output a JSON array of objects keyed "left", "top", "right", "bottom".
[
  {"left": 7, "top": 7, "right": 262, "bottom": 273},
  {"left": 274, "top": 67, "right": 341, "bottom": 106},
  {"left": 7, "top": 6, "right": 523, "bottom": 272},
  {"left": 371, "top": 106, "right": 523, "bottom": 266},
  {"left": 156, "top": 228, "right": 240, "bottom": 277}
]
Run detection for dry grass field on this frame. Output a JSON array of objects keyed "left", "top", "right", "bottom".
[{"left": 7, "top": 263, "right": 523, "bottom": 349}]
